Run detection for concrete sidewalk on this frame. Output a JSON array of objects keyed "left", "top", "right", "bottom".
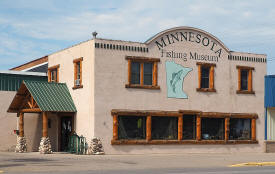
[{"left": 0, "top": 152, "right": 275, "bottom": 173}]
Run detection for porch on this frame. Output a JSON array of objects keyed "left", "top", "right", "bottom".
[{"left": 7, "top": 80, "right": 77, "bottom": 153}]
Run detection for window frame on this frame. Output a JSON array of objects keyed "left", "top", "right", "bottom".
[
  {"left": 111, "top": 109, "right": 258, "bottom": 145},
  {"left": 48, "top": 64, "right": 60, "bottom": 83},
  {"left": 236, "top": 66, "right": 255, "bottom": 94},
  {"left": 196, "top": 62, "right": 216, "bottom": 92},
  {"left": 73, "top": 57, "right": 83, "bottom": 89},
  {"left": 125, "top": 56, "right": 160, "bottom": 90}
]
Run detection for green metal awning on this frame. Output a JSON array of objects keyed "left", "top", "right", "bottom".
[{"left": 8, "top": 80, "right": 77, "bottom": 113}]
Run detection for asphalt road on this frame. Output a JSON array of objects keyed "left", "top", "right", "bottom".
[
  {"left": 3, "top": 167, "right": 275, "bottom": 174},
  {"left": 1, "top": 152, "right": 275, "bottom": 174}
]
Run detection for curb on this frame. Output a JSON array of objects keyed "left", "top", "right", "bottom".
[{"left": 230, "top": 162, "right": 275, "bottom": 167}]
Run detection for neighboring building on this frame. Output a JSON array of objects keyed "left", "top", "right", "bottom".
[
  {"left": 0, "top": 71, "right": 47, "bottom": 151},
  {"left": 264, "top": 75, "right": 275, "bottom": 152},
  {"left": 6, "top": 26, "right": 267, "bottom": 154}
]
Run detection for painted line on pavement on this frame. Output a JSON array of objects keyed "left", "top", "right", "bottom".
[{"left": 230, "top": 162, "right": 275, "bottom": 167}]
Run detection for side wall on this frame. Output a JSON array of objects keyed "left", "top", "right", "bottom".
[
  {"left": 48, "top": 40, "right": 95, "bottom": 143},
  {"left": 0, "top": 91, "right": 58, "bottom": 152}
]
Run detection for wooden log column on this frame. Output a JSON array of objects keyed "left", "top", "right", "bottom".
[
  {"left": 251, "top": 118, "right": 256, "bottom": 141},
  {"left": 113, "top": 115, "right": 118, "bottom": 140},
  {"left": 178, "top": 116, "right": 183, "bottom": 140},
  {"left": 146, "top": 116, "right": 152, "bottom": 141},
  {"left": 196, "top": 116, "right": 201, "bottom": 141},
  {"left": 225, "top": 118, "right": 230, "bottom": 141},
  {"left": 42, "top": 112, "right": 48, "bottom": 137},
  {"left": 19, "top": 112, "right": 24, "bottom": 137}
]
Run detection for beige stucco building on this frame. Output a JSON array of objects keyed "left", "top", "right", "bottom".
[{"left": 3, "top": 26, "right": 267, "bottom": 154}]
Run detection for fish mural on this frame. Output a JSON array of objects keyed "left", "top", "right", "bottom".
[
  {"left": 170, "top": 70, "right": 183, "bottom": 93},
  {"left": 166, "top": 61, "right": 192, "bottom": 99}
]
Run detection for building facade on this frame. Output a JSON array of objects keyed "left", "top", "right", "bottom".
[
  {"left": 7, "top": 26, "right": 267, "bottom": 154},
  {"left": 0, "top": 71, "right": 47, "bottom": 152}
]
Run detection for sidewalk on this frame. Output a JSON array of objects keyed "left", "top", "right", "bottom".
[{"left": 0, "top": 152, "right": 275, "bottom": 173}]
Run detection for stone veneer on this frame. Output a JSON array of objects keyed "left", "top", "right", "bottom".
[
  {"left": 39, "top": 137, "right": 53, "bottom": 154},
  {"left": 87, "top": 137, "right": 104, "bottom": 155},
  {"left": 15, "top": 136, "right": 27, "bottom": 153}
]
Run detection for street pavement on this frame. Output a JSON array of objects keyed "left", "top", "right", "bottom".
[{"left": 0, "top": 152, "right": 275, "bottom": 173}]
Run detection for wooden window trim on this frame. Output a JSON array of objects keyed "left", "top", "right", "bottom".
[
  {"left": 111, "top": 109, "right": 258, "bottom": 145},
  {"left": 48, "top": 64, "right": 60, "bottom": 83},
  {"left": 125, "top": 56, "right": 160, "bottom": 90},
  {"left": 236, "top": 66, "right": 255, "bottom": 94},
  {"left": 73, "top": 57, "right": 83, "bottom": 90},
  {"left": 196, "top": 62, "right": 216, "bottom": 92}
]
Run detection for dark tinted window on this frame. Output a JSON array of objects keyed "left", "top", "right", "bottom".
[
  {"left": 201, "top": 118, "right": 224, "bottom": 140},
  {"left": 229, "top": 118, "right": 251, "bottom": 140},
  {"left": 241, "top": 69, "right": 248, "bottom": 90},
  {"left": 182, "top": 115, "right": 196, "bottom": 140},
  {"left": 152, "top": 116, "right": 178, "bottom": 140},
  {"left": 118, "top": 116, "right": 146, "bottom": 140},
  {"left": 201, "top": 66, "right": 210, "bottom": 88},
  {"left": 143, "top": 63, "right": 153, "bottom": 85},
  {"left": 131, "top": 62, "right": 140, "bottom": 84}
]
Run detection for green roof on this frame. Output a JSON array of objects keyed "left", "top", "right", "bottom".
[
  {"left": 24, "top": 80, "right": 77, "bottom": 112},
  {"left": 0, "top": 72, "right": 47, "bottom": 91}
]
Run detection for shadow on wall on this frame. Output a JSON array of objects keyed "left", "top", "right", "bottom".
[{"left": 24, "top": 113, "right": 42, "bottom": 152}]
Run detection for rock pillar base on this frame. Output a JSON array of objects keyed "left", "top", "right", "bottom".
[
  {"left": 87, "top": 137, "right": 105, "bottom": 155},
  {"left": 15, "top": 136, "right": 27, "bottom": 153},
  {"left": 39, "top": 137, "right": 52, "bottom": 154}
]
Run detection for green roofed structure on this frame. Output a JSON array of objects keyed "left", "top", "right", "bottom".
[
  {"left": 8, "top": 81, "right": 76, "bottom": 113},
  {"left": 7, "top": 80, "right": 76, "bottom": 154}
]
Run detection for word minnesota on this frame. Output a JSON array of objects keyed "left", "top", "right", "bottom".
[{"left": 155, "top": 31, "right": 223, "bottom": 57}]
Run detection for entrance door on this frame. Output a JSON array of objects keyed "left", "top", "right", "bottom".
[{"left": 60, "top": 116, "right": 73, "bottom": 151}]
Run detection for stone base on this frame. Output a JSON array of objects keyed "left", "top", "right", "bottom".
[
  {"left": 87, "top": 137, "right": 105, "bottom": 155},
  {"left": 39, "top": 137, "right": 53, "bottom": 154},
  {"left": 15, "top": 136, "right": 27, "bottom": 153},
  {"left": 265, "top": 141, "right": 275, "bottom": 153}
]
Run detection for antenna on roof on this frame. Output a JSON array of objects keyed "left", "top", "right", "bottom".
[{"left": 92, "top": 31, "right": 98, "bottom": 39}]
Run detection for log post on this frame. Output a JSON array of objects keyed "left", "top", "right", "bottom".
[
  {"left": 42, "top": 112, "right": 48, "bottom": 137},
  {"left": 225, "top": 118, "right": 230, "bottom": 142},
  {"left": 196, "top": 116, "right": 201, "bottom": 141},
  {"left": 113, "top": 115, "right": 118, "bottom": 140},
  {"left": 146, "top": 116, "right": 152, "bottom": 141},
  {"left": 238, "top": 68, "right": 241, "bottom": 91},
  {"left": 140, "top": 63, "right": 144, "bottom": 85},
  {"left": 251, "top": 118, "right": 256, "bottom": 141},
  {"left": 19, "top": 112, "right": 24, "bottom": 137},
  {"left": 178, "top": 116, "right": 183, "bottom": 140},
  {"left": 248, "top": 70, "right": 252, "bottom": 91},
  {"left": 153, "top": 62, "right": 158, "bottom": 86},
  {"left": 209, "top": 66, "right": 214, "bottom": 89}
]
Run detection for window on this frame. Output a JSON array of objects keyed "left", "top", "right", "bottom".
[
  {"left": 118, "top": 116, "right": 146, "bottom": 140},
  {"left": 111, "top": 110, "right": 257, "bottom": 145},
  {"left": 182, "top": 115, "right": 196, "bottom": 140},
  {"left": 197, "top": 62, "right": 216, "bottom": 92},
  {"left": 237, "top": 66, "right": 254, "bottom": 94},
  {"left": 201, "top": 118, "right": 224, "bottom": 140},
  {"left": 229, "top": 118, "right": 251, "bottom": 140},
  {"left": 126, "top": 56, "right": 160, "bottom": 89},
  {"left": 48, "top": 65, "right": 60, "bottom": 82},
  {"left": 151, "top": 116, "right": 178, "bottom": 140},
  {"left": 73, "top": 57, "right": 83, "bottom": 89}
]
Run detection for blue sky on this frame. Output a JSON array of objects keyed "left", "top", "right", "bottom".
[{"left": 1, "top": 0, "right": 275, "bottom": 74}]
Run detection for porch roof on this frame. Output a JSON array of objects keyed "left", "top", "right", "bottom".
[{"left": 7, "top": 81, "right": 77, "bottom": 113}]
